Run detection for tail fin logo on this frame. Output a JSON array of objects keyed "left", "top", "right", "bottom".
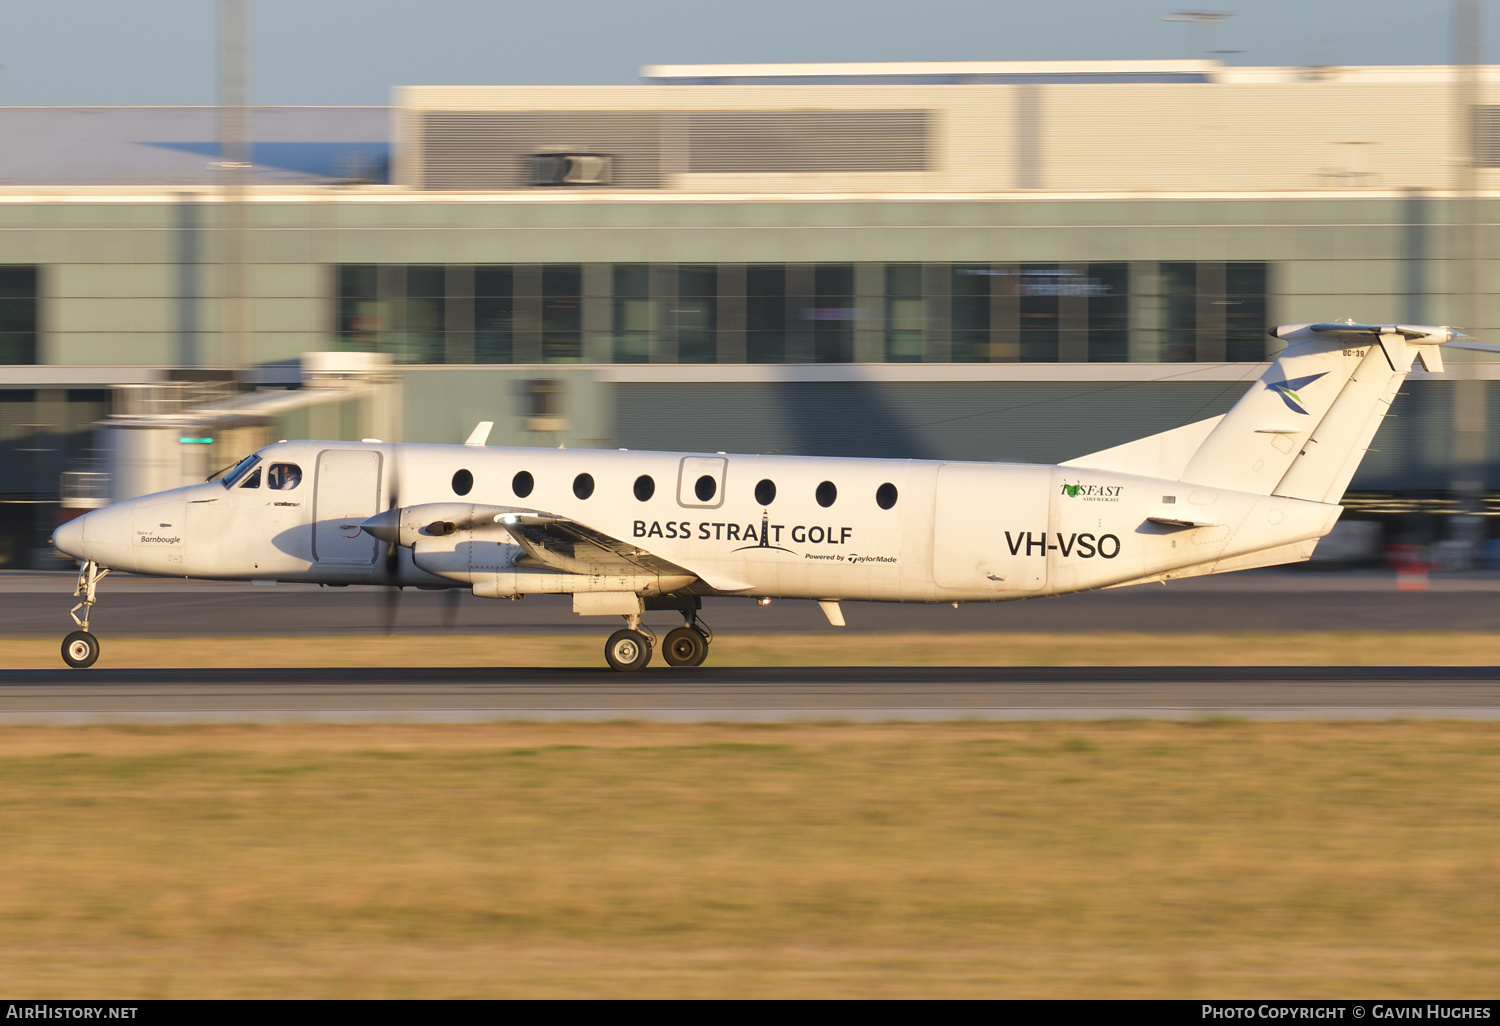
[{"left": 1265, "top": 372, "right": 1328, "bottom": 415}]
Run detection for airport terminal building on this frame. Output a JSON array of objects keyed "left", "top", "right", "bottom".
[{"left": 2, "top": 59, "right": 1499, "bottom": 564}]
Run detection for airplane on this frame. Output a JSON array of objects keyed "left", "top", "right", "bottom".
[{"left": 48, "top": 321, "right": 1493, "bottom": 672}]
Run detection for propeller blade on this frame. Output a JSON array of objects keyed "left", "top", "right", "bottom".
[
  {"left": 384, "top": 449, "right": 401, "bottom": 584},
  {"left": 383, "top": 584, "right": 401, "bottom": 636},
  {"left": 381, "top": 445, "right": 401, "bottom": 634},
  {"left": 443, "top": 588, "right": 461, "bottom": 631}
]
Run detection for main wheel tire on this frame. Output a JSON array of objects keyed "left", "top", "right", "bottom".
[
  {"left": 662, "top": 626, "right": 709, "bottom": 668},
  {"left": 61, "top": 630, "right": 100, "bottom": 669},
  {"left": 686, "top": 630, "right": 710, "bottom": 667},
  {"left": 604, "top": 629, "right": 653, "bottom": 672}
]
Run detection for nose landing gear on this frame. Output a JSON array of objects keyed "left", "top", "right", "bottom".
[
  {"left": 62, "top": 631, "right": 100, "bottom": 669},
  {"left": 62, "top": 560, "right": 109, "bottom": 669}
]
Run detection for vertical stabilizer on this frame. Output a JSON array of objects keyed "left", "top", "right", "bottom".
[
  {"left": 1180, "top": 323, "right": 1457, "bottom": 498},
  {"left": 1272, "top": 344, "right": 1402, "bottom": 503},
  {"left": 1180, "top": 331, "right": 1365, "bottom": 494}
]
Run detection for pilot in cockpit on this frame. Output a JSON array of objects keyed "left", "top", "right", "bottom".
[{"left": 267, "top": 463, "right": 302, "bottom": 490}]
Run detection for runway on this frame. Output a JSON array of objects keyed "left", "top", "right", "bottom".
[
  {"left": 7, "top": 567, "right": 1500, "bottom": 637},
  {"left": 9, "top": 568, "right": 1500, "bottom": 724},
  {"left": 5, "top": 665, "right": 1500, "bottom": 724}
]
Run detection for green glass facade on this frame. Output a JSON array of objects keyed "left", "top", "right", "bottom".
[
  {"left": 0, "top": 192, "right": 1475, "bottom": 369},
  {"left": 333, "top": 259, "right": 1271, "bottom": 365}
]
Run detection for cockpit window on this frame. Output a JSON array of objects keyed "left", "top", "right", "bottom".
[
  {"left": 268, "top": 463, "right": 302, "bottom": 490},
  {"left": 239, "top": 466, "right": 262, "bottom": 489},
  {"left": 221, "top": 454, "right": 261, "bottom": 488}
]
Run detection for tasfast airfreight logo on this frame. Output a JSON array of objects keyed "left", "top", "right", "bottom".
[
  {"left": 1265, "top": 372, "right": 1328, "bottom": 415},
  {"left": 1060, "top": 482, "right": 1122, "bottom": 501}
]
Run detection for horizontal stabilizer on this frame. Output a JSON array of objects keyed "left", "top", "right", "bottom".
[{"left": 1302, "top": 322, "right": 1464, "bottom": 342}]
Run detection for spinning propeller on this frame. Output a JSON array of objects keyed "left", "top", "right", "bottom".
[
  {"left": 381, "top": 450, "right": 403, "bottom": 635},
  {"left": 374, "top": 451, "right": 462, "bottom": 634}
]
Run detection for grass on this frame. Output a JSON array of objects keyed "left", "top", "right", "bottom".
[
  {"left": 4, "top": 631, "right": 1500, "bottom": 668},
  {"left": 0, "top": 721, "right": 1498, "bottom": 997}
]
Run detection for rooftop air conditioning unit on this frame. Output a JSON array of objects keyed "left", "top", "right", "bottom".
[{"left": 530, "top": 152, "right": 613, "bottom": 186}]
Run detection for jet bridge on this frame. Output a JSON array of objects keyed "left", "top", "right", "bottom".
[{"left": 89, "top": 353, "right": 402, "bottom": 504}]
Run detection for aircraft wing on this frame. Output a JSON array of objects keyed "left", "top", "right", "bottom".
[
  {"left": 494, "top": 511, "right": 693, "bottom": 579},
  {"left": 364, "top": 502, "right": 752, "bottom": 591}
]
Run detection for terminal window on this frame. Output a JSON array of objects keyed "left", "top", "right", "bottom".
[
  {"left": 0, "top": 266, "right": 39, "bottom": 365},
  {"left": 336, "top": 261, "right": 1270, "bottom": 365}
]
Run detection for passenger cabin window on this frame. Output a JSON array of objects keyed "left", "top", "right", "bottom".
[
  {"left": 240, "top": 466, "right": 262, "bottom": 489},
  {"left": 573, "top": 473, "right": 595, "bottom": 499},
  {"left": 513, "top": 471, "right": 534, "bottom": 498},
  {"left": 695, "top": 475, "right": 717, "bottom": 502},
  {"left": 452, "top": 468, "right": 473, "bottom": 496},
  {"left": 876, "top": 482, "right": 898, "bottom": 509},
  {"left": 815, "top": 481, "right": 837, "bottom": 508},
  {"left": 268, "top": 464, "right": 302, "bottom": 490},
  {"left": 755, "top": 479, "right": 776, "bottom": 505},
  {"left": 634, "top": 475, "right": 655, "bottom": 501}
]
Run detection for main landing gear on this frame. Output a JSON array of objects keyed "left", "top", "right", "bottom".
[
  {"left": 603, "top": 609, "right": 712, "bottom": 672},
  {"left": 662, "top": 614, "right": 712, "bottom": 667},
  {"left": 62, "top": 560, "right": 109, "bottom": 669}
]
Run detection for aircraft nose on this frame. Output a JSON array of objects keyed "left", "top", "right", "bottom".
[
  {"left": 52, "top": 515, "right": 85, "bottom": 559},
  {"left": 51, "top": 500, "right": 136, "bottom": 566}
]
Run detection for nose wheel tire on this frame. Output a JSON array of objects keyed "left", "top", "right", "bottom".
[
  {"left": 61, "top": 631, "right": 100, "bottom": 669},
  {"left": 662, "top": 626, "right": 710, "bottom": 667},
  {"left": 604, "top": 629, "right": 653, "bottom": 672}
]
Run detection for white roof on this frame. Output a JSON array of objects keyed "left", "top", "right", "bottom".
[
  {"left": 643, "top": 59, "right": 1500, "bottom": 87},
  {"left": 643, "top": 60, "right": 1217, "bottom": 84}
]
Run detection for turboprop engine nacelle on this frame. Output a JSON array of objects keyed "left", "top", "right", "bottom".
[
  {"left": 361, "top": 502, "right": 520, "bottom": 548},
  {"left": 362, "top": 503, "right": 525, "bottom": 583}
]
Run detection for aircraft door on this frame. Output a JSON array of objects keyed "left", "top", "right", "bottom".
[
  {"left": 932, "top": 463, "right": 1050, "bottom": 593},
  {"left": 677, "top": 456, "right": 727, "bottom": 509},
  {"left": 313, "top": 449, "right": 382, "bottom": 564}
]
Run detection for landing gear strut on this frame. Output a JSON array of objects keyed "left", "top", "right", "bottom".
[{"left": 62, "top": 560, "right": 109, "bottom": 669}]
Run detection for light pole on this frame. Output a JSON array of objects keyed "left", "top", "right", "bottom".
[
  {"left": 1451, "top": 0, "right": 1487, "bottom": 560},
  {"left": 220, "top": 0, "right": 250, "bottom": 377}
]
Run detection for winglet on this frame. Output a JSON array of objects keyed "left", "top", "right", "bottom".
[{"left": 464, "top": 421, "right": 494, "bottom": 447}]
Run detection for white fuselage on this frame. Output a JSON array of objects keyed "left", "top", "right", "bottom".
[{"left": 57, "top": 440, "right": 1343, "bottom": 604}]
